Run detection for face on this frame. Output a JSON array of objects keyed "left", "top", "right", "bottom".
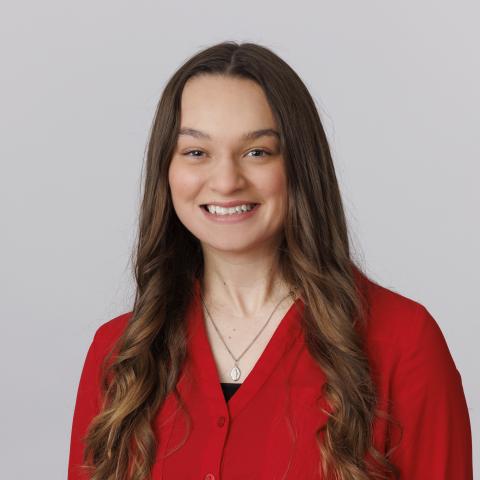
[{"left": 168, "top": 74, "right": 288, "bottom": 255}]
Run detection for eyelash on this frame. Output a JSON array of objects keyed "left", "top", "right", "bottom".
[{"left": 183, "top": 149, "right": 270, "bottom": 158}]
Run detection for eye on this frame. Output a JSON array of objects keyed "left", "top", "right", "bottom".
[
  {"left": 182, "top": 149, "right": 271, "bottom": 158},
  {"left": 184, "top": 150, "right": 204, "bottom": 157},
  {"left": 247, "top": 149, "right": 270, "bottom": 157}
]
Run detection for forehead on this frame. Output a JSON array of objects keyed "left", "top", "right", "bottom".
[{"left": 178, "top": 75, "right": 278, "bottom": 142}]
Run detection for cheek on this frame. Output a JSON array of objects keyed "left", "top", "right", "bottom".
[
  {"left": 259, "top": 164, "right": 288, "bottom": 202},
  {"left": 269, "top": 166, "right": 288, "bottom": 220},
  {"left": 168, "top": 161, "right": 202, "bottom": 201}
]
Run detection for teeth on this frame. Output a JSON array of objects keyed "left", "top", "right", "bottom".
[{"left": 205, "top": 203, "right": 256, "bottom": 215}]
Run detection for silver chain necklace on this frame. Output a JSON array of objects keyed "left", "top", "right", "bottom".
[{"left": 200, "top": 286, "right": 298, "bottom": 382}]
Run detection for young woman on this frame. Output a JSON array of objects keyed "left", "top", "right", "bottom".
[{"left": 68, "top": 41, "right": 472, "bottom": 480}]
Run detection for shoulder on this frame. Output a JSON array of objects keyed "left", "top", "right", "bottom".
[
  {"left": 362, "top": 275, "right": 436, "bottom": 344},
  {"left": 359, "top": 275, "right": 460, "bottom": 378},
  {"left": 90, "top": 311, "right": 133, "bottom": 357}
]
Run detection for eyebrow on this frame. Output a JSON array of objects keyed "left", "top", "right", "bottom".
[{"left": 178, "top": 127, "right": 280, "bottom": 141}]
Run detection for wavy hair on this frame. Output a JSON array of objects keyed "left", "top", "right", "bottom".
[{"left": 80, "top": 41, "right": 401, "bottom": 480}]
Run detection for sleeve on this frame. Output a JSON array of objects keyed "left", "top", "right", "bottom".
[
  {"left": 68, "top": 329, "right": 104, "bottom": 480},
  {"left": 388, "top": 304, "right": 473, "bottom": 479}
]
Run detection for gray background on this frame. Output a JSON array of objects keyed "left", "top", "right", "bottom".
[{"left": 0, "top": 1, "right": 478, "bottom": 478}]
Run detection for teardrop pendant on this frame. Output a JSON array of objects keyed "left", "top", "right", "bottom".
[{"left": 230, "top": 364, "right": 241, "bottom": 381}]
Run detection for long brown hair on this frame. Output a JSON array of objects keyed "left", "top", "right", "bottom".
[{"left": 80, "top": 41, "right": 400, "bottom": 480}]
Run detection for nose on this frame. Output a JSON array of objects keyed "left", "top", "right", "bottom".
[{"left": 207, "top": 156, "right": 247, "bottom": 194}]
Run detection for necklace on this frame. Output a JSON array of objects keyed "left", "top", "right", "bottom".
[{"left": 200, "top": 285, "right": 299, "bottom": 382}]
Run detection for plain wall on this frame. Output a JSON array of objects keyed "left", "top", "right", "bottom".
[{"left": 0, "top": 0, "right": 478, "bottom": 477}]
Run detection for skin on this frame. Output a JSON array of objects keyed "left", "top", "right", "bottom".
[{"left": 168, "top": 74, "right": 293, "bottom": 322}]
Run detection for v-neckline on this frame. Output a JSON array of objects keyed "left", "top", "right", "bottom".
[{"left": 183, "top": 278, "right": 304, "bottom": 419}]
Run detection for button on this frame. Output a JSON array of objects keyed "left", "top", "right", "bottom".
[
  {"left": 204, "top": 474, "right": 215, "bottom": 480},
  {"left": 217, "top": 416, "right": 226, "bottom": 427}
]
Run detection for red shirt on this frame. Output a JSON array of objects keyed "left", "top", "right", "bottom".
[{"left": 68, "top": 276, "right": 473, "bottom": 479}]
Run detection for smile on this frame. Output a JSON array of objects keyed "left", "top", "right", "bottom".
[
  {"left": 199, "top": 203, "right": 260, "bottom": 223},
  {"left": 203, "top": 203, "right": 257, "bottom": 215}
]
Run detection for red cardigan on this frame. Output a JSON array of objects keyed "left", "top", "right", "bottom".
[{"left": 68, "top": 276, "right": 473, "bottom": 479}]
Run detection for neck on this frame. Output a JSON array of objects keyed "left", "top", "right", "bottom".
[{"left": 200, "top": 260, "right": 293, "bottom": 319}]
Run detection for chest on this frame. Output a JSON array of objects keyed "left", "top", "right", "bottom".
[
  {"left": 151, "top": 319, "right": 336, "bottom": 480},
  {"left": 202, "top": 302, "right": 294, "bottom": 383}
]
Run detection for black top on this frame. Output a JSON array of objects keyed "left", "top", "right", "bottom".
[{"left": 220, "top": 382, "right": 242, "bottom": 402}]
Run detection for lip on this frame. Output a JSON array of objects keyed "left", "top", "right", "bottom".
[
  {"left": 199, "top": 200, "right": 259, "bottom": 208},
  {"left": 199, "top": 203, "right": 260, "bottom": 223}
]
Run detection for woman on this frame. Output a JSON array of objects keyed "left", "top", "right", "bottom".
[{"left": 68, "top": 41, "right": 472, "bottom": 480}]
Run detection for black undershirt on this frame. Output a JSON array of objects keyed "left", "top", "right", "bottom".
[{"left": 220, "top": 382, "right": 242, "bottom": 402}]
